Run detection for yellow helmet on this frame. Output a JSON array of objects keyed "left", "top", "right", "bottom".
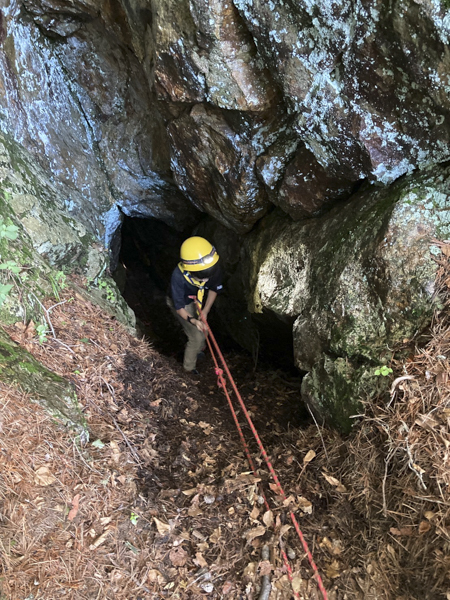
[{"left": 180, "top": 236, "right": 219, "bottom": 273}]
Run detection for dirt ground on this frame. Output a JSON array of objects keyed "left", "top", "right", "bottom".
[{"left": 1, "top": 255, "right": 450, "bottom": 599}]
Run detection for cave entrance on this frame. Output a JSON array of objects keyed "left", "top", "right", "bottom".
[{"left": 114, "top": 215, "right": 308, "bottom": 427}]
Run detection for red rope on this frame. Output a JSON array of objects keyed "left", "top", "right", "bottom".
[
  {"left": 195, "top": 302, "right": 328, "bottom": 600},
  {"left": 208, "top": 351, "right": 301, "bottom": 598}
]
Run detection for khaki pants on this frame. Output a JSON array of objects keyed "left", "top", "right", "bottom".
[{"left": 169, "top": 300, "right": 206, "bottom": 371}]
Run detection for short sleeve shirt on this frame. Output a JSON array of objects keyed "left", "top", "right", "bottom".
[{"left": 170, "top": 265, "right": 223, "bottom": 310}]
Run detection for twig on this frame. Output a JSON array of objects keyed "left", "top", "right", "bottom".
[
  {"left": 111, "top": 417, "right": 143, "bottom": 466},
  {"left": 387, "top": 375, "right": 415, "bottom": 408},
  {"left": 119, "top": 573, "right": 151, "bottom": 596},
  {"left": 258, "top": 544, "right": 272, "bottom": 600},
  {"left": 99, "top": 376, "right": 142, "bottom": 465},
  {"left": 307, "top": 404, "right": 329, "bottom": 462},
  {"left": 382, "top": 447, "right": 395, "bottom": 517},
  {"left": 30, "top": 292, "right": 75, "bottom": 354},
  {"left": 72, "top": 437, "right": 103, "bottom": 475}
]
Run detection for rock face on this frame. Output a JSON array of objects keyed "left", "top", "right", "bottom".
[
  {"left": 2, "top": 0, "right": 450, "bottom": 429},
  {"left": 0, "top": 129, "right": 135, "bottom": 328},
  {"left": 0, "top": 0, "right": 198, "bottom": 243},
  {"left": 245, "top": 165, "right": 450, "bottom": 430},
  {"left": 0, "top": 129, "right": 134, "bottom": 428},
  {"left": 233, "top": 0, "right": 450, "bottom": 184}
]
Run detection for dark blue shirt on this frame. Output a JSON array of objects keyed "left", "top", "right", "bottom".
[{"left": 170, "top": 265, "right": 223, "bottom": 310}]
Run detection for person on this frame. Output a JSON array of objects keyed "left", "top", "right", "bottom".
[{"left": 169, "top": 236, "right": 223, "bottom": 374}]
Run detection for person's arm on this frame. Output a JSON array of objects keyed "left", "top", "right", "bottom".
[{"left": 202, "top": 290, "right": 217, "bottom": 319}]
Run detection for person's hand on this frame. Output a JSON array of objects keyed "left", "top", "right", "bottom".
[{"left": 195, "top": 318, "right": 208, "bottom": 334}]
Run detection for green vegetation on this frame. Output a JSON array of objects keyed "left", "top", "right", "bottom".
[
  {"left": 49, "top": 270, "right": 67, "bottom": 301},
  {"left": 36, "top": 323, "right": 49, "bottom": 344},
  {"left": 97, "top": 279, "right": 115, "bottom": 302},
  {"left": 0, "top": 216, "right": 19, "bottom": 241},
  {"left": 374, "top": 366, "right": 393, "bottom": 377}
]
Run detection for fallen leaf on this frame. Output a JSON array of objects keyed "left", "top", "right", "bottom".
[
  {"left": 297, "top": 496, "right": 313, "bottom": 514},
  {"left": 269, "top": 483, "right": 281, "bottom": 494},
  {"left": 210, "top": 527, "right": 221, "bottom": 543},
  {"left": 325, "top": 559, "right": 342, "bottom": 579},
  {"left": 303, "top": 449, "right": 316, "bottom": 464},
  {"left": 244, "top": 525, "right": 266, "bottom": 543},
  {"left": 279, "top": 524, "right": 291, "bottom": 536},
  {"left": 322, "top": 472, "right": 347, "bottom": 492},
  {"left": 188, "top": 506, "right": 203, "bottom": 517},
  {"left": 169, "top": 546, "right": 187, "bottom": 567},
  {"left": 222, "top": 581, "right": 233, "bottom": 594},
  {"left": 182, "top": 488, "right": 198, "bottom": 496},
  {"left": 148, "top": 569, "right": 165, "bottom": 584},
  {"left": 14, "top": 321, "right": 26, "bottom": 332},
  {"left": 194, "top": 552, "right": 208, "bottom": 568},
  {"left": 262, "top": 510, "right": 274, "bottom": 528},
  {"left": 424, "top": 511, "right": 435, "bottom": 521},
  {"left": 25, "top": 320, "right": 36, "bottom": 339},
  {"left": 243, "top": 562, "right": 257, "bottom": 579},
  {"left": 320, "top": 536, "right": 344, "bottom": 555},
  {"left": 419, "top": 521, "right": 431, "bottom": 534},
  {"left": 154, "top": 517, "right": 171, "bottom": 535},
  {"left": 250, "top": 506, "right": 260, "bottom": 521},
  {"left": 89, "top": 528, "right": 112, "bottom": 549},
  {"left": 67, "top": 494, "right": 80, "bottom": 521},
  {"left": 110, "top": 441, "right": 121, "bottom": 463},
  {"left": 282, "top": 495, "right": 296, "bottom": 508},
  {"left": 292, "top": 576, "right": 303, "bottom": 592},
  {"left": 198, "top": 421, "right": 212, "bottom": 431},
  {"left": 34, "top": 466, "right": 56, "bottom": 486},
  {"left": 390, "top": 526, "right": 413, "bottom": 537},
  {"left": 258, "top": 560, "right": 273, "bottom": 576}
]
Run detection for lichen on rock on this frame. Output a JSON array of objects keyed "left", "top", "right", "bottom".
[{"left": 246, "top": 164, "right": 450, "bottom": 430}]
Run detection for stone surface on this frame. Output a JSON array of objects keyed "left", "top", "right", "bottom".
[
  {"left": 276, "top": 146, "right": 356, "bottom": 219},
  {"left": 245, "top": 164, "right": 450, "bottom": 430},
  {"left": 0, "top": 327, "right": 87, "bottom": 431},
  {"left": 0, "top": 130, "right": 135, "bottom": 329},
  {"left": 0, "top": 131, "right": 102, "bottom": 273},
  {"left": 23, "top": 0, "right": 98, "bottom": 37},
  {"left": 234, "top": 0, "right": 450, "bottom": 183},
  {"left": 152, "top": 0, "right": 274, "bottom": 110},
  {"left": 3, "top": 0, "right": 450, "bottom": 431},
  {"left": 168, "top": 104, "right": 272, "bottom": 233},
  {"left": 0, "top": 1, "right": 197, "bottom": 242},
  {"left": 0, "top": 128, "right": 135, "bottom": 424}
]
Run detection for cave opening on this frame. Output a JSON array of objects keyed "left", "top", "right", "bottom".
[{"left": 114, "top": 215, "right": 309, "bottom": 427}]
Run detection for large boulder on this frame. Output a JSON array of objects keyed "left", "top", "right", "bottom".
[
  {"left": 168, "top": 104, "right": 275, "bottom": 232},
  {"left": 151, "top": 0, "right": 274, "bottom": 110},
  {"left": 234, "top": 0, "right": 450, "bottom": 184},
  {"left": 0, "top": 129, "right": 135, "bottom": 328},
  {"left": 245, "top": 165, "right": 450, "bottom": 430},
  {"left": 0, "top": 1, "right": 197, "bottom": 240}
]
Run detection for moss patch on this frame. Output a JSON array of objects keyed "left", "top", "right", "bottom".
[{"left": 0, "top": 327, "right": 86, "bottom": 431}]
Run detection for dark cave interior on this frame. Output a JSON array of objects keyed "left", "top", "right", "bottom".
[{"left": 115, "top": 215, "right": 304, "bottom": 380}]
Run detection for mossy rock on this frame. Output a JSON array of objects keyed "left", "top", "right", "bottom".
[
  {"left": 0, "top": 327, "right": 87, "bottom": 433},
  {"left": 301, "top": 355, "right": 390, "bottom": 433}
]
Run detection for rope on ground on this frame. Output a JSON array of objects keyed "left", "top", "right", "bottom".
[{"left": 195, "top": 302, "right": 329, "bottom": 600}]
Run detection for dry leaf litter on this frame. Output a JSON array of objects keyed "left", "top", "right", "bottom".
[{"left": 1, "top": 247, "right": 450, "bottom": 599}]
